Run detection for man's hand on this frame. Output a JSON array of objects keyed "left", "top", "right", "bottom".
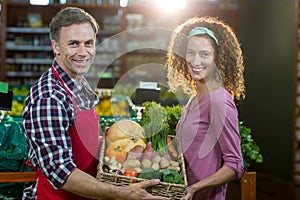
[{"left": 116, "top": 179, "right": 170, "bottom": 200}]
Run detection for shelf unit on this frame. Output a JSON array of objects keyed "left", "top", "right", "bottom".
[
  {"left": 0, "top": 1, "right": 239, "bottom": 87},
  {"left": 0, "top": 1, "right": 5, "bottom": 81},
  {"left": 5, "top": 27, "right": 53, "bottom": 82},
  {"left": 293, "top": 0, "right": 300, "bottom": 190},
  {"left": 120, "top": 1, "right": 239, "bottom": 84},
  {"left": 0, "top": 2, "right": 124, "bottom": 86}
]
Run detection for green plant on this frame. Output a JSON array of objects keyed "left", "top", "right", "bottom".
[
  {"left": 139, "top": 101, "right": 169, "bottom": 156},
  {"left": 165, "top": 104, "right": 183, "bottom": 136},
  {"left": 239, "top": 121, "right": 263, "bottom": 169}
]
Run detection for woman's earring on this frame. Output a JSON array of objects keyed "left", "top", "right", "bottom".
[{"left": 216, "top": 70, "right": 222, "bottom": 83}]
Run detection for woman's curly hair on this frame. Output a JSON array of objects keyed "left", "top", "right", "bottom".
[{"left": 165, "top": 16, "right": 245, "bottom": 100}]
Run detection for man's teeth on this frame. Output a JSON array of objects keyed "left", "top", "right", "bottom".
[{"left": 73, "top": 59, "right": 88, "bottom": 64}]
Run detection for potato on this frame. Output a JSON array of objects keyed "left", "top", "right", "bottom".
[
  {"left": 160, "top": 157, "right": 170, "bottom": 169},
  {"left": 126, "top": 159, "right": 141, "bottom": 169},
  {"left": 151, "top": 162, "right": 160, "bottom": 171},
  {"left": 152, "top": 155, "right": 161, "bottom": 164},
  {"left": 142, "top": 159, "right": 152, "bottom": 169}
]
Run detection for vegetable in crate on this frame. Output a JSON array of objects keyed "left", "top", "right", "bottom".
[
  {"left": 161, "top": 169, "right": 184, "bottom": 184},
  {"left": 138, "top": 168, "right": 161, "bottom": 180},
  {"left": 124, "top": 168, "right": 139, "bottom": 178},
  {"left": 105, "top": 144, "right": 127, "bottom": 163},
  {"left": 126, "top": 144, "right": 144, "bottom": 161},
  {"left": 106, "top": 119, "right": 146, "bottom": 152},
  {"left": 167, "top": 136, "right": 179, "bottom": 159},
  {"left": 139, "top": 102, "right": 169, "bottom": 156},
  {"left": 111, "top": 169, "right": 123, "bottom": 175},
  {"left": 140, "top": 141, "right": 153, "bottom": 162}
]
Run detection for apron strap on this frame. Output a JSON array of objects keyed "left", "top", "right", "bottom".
[
  {"left": 51, "top": 66, "right": 79, "bottom": 110},
  {"left": 51, "top": 67, "right": 72, "bottom": 97}
]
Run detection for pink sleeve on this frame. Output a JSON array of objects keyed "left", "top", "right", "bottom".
[{"left": 218, "top": 98, "right": 244, "bottom": 179}]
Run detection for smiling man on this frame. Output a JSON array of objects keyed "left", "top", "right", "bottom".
[
  {"left": 52, "top": 23, "right": 95, "bottom": 81},
  {"left": 22, "top": 7, "right": 169, "bottom": 200}
]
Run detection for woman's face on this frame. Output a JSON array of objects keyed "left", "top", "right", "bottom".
[{"left": 185, "top": 36, "right": 217, "bottom": 83}]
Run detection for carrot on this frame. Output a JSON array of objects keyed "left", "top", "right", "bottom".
[{"left": 167, "top": 137, "right": 179, "bottom": 159}]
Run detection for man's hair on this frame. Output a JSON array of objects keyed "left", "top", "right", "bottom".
[{"left": 49, "top": 7, "right": 99, "bottom": 41}]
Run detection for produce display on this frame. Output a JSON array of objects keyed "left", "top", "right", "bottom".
[
  {"left": 99, "top": 103, "right": 187, "bottom": 190},
  {"left": 99, "top": 116, "right": 139, "bottom": 131},
  {"left": 96, "top": 95, "right": 135, "bottom": 117},
  {"left": 11, "top": 98, "right": 25, "bottom": 116},
  {"left": 97, "top": 104, "right": 187, "bottom": 199},
  {"left": 8, "top": 85, "right": 30, "bottom": 116}
]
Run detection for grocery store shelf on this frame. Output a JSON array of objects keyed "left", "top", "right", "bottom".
[
  {"left": 6, "top": 71, "right": 42, "bottom": 77},
  {"left": 6, "top": 45, "right": 52, "bottom": 51},
  {"left": 6, "top": 27, "right": 49, "bottom": 33},
  {"left": 6, "top": 58, "right": 53, "bottom": 64}
]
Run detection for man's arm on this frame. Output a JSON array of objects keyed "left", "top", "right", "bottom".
[{"left": 61, "top": 168, "right": 170, "bottom": 200}]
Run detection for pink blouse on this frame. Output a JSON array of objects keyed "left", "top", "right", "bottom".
[{"left": 176, "top": 89, "right": 244, "bottom": 200}]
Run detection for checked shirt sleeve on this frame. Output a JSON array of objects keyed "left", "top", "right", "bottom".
[{"left": 23, "top": 91, "right": 77, "bottom": 189}]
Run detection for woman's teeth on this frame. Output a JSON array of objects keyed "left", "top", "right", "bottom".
[{"left": 193, "top": 66, "right": 206, "bottom": 71}]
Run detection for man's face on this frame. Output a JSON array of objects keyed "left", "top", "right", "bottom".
[{"left": 52, "top": 22, "right": 96, "bottom": 81}]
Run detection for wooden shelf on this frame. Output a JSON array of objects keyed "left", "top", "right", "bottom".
[{"left": 0, "top": 171, "right": 36, "bottom": 183}]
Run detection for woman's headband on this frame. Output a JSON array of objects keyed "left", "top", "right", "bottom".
[{"left": 188, "top": 27, "right": 219, "bottom": 46}]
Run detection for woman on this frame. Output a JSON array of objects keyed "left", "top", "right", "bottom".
[{"left": 165, "top": 16, "right": 245, "bottom": 200}]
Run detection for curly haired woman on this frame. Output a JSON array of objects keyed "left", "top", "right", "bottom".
[{"left": 166, "top": 16, "right": 245, "bottom": 200}]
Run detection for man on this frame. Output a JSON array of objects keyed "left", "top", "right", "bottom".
[{"left": 22, "top": 7, "right": 168, "bottom": 200}]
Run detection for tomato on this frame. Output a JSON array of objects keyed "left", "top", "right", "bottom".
[
  {"left": 123, "top": 168, "right": 138, "bottom": 178},
  {"left": 105, "top": 145, "right": 127, "bottom": 163}
]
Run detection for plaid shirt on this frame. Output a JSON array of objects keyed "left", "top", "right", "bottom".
[{"left": 22, "top": 61, "right": 98, "bottom": 199}]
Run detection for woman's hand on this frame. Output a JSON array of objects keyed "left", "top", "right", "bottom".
[{"left": 181, "top": 185, "right": 196, "bottom": 200}]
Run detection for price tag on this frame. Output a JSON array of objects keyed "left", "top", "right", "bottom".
[
  {"left": 0, "top": 82, "right": 8, "bottom": 94},
  {"left": 0, "top": 82, "right": 13, "bottom": 111},
  {"left": 0, "top": 91, "right": 13, "bottom": 111}
]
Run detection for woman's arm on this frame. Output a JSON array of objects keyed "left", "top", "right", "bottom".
[{"left": 182, "top": 166, "right": 236, "bottom": 200}]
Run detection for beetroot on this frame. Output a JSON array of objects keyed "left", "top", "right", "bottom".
[
  {"left": 141, "top": 142, "right": 153, "bottom": 162},
  {"left": 127, "top": 145, "right": 145, "bottom": 161}
]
